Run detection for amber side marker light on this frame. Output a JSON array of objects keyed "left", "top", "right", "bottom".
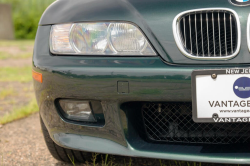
[{"left": 32, "top": 70, "right": 43, "bottom": 83}]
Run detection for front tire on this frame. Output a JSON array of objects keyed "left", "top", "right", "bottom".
[{"left": 40, "top": 116, "right": 92, "bottom": 163}]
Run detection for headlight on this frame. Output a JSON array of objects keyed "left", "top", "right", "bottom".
[{"left": 50, "top": 22, "right": 156, "bottom": 55}]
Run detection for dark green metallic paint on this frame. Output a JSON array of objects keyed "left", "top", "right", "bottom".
[{"left": 34, "top": 25, "right": 250, "bottom": 164}]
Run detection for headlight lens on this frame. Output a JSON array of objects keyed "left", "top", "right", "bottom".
[
  {"left": 71, "top": 23, "right": 108, "bottom": 54},
  {"left": 50, "top": 22, "right": 156, "bottom": 55},
  {"left": 109, "top": 23, "right": 147, "bottom": 53}
]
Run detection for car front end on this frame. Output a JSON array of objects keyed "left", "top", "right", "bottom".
[{"left": 33, "top": 0, "right": 250, "bottom": 164}]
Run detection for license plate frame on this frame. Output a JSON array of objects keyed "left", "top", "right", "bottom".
[{"left": 192, "top": 68, "right": 250, "bottom": 123}]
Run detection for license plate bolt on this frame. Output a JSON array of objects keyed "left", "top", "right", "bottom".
[
  {"left": 212, "top": 113, "right": 218, "bottom": 119},
  {"left": 211, "top": 73, "right": 217, "bottom": 79}
]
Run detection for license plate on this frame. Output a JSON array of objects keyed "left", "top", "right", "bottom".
[{"left": 192, "top": 68, "right": 250, "bottom": 123}]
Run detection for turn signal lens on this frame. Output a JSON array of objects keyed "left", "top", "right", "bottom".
[
  {"left": 50, "top": 24, "right": 74, "bottom": 54},
  {"left": 32, "top": 70, "right": 42, "bottom": 83},
  {"left": 50, "top": 22, "right": 156, "bottom": 56}
]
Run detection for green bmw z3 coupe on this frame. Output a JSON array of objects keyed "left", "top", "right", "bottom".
[{"left": 33, "top": 0, "right": 250, "bottom": 164}]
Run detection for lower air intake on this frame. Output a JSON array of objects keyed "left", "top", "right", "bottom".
[{"left": 142, "top": 102, "right": 250, "bottom": 144}]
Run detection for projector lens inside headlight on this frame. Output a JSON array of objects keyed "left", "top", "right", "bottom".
[
  {"left": 50, "top": 22, "right": 156, "bottom": 55},
  {"left": 70, "top": 23, "right": 108, "bottom": 53}
]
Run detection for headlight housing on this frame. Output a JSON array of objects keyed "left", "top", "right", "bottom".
[{"left": 50, "top": 22, "right": 156, "bottom": 56}]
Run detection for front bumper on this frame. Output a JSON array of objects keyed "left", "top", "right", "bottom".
[{"left": 34, "top": 26, "right": 250, "bottom": 164}]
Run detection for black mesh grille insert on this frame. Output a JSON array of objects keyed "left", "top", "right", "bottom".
[
  {"left": 142, "top": 102, "right": 250, "bottom": 144},
  {"left": 178, "top": 10, "right": 238, "bottom": 57}
]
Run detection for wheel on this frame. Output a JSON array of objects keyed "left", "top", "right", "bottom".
[{"left": 40, "top": 116, "right": 92, "bottom": 163}]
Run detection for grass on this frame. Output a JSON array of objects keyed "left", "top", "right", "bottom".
[
  {"left": 0, "top": 40, "right": 35, "bottom": 125},
  {"left": 0, "top": 66, "right": 32, "bottom": 82},
  {"left": 67, "top": 153, "right": 209, "bottom": 166},
  {"left": 0, "top": 99, "right": 38, "bottom": 125},
  {"left": 0, "top": 40, "right": 34, "bottom": 47},
  {"left": 0, "top": 52, "right": 9, "bottom": 60},
  {"left": 17, "top": 53, "right": 32, "bottom": 59},
  {"left": 0, "top": 40, "right": 34, "bottom": 60},
  {"left": 0, "top": 40, "right": 34, "bottom": 125},
  {"left": 0, "top": 88, "right": 15, "bottom": 99},
  {"left": 0, "top": 52, "right": 32, "bottom": 60}
]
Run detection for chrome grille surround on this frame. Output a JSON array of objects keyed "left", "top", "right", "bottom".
[
  {"left": 247, "top": 13, "right": 250, "bottom": 52},
  {"left": 173, "top": 8, "right": 241, "bottom": 60}
]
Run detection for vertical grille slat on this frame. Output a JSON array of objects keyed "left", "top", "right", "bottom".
[
  {"left": 218, "top": 13, "right": 221, "bottom": 56},
  {"left": 176, "top": 9, "right": 239, "bottom": 59},
  {"left": 200, "top": 13, "right": 204, "bottom": 56},
  {"left": 224, "top": 13, "right": 227, "bottom": 56},
  {"left": 195, "top": 14, "right": 198, "bottom": 55},
  {"left": 189, "top": 14, "right": 192, "bottom": 54},
  {"left": 206, "top": 12, "right": 210, "bottom": 56},
  {"left": 212, "top": 12, "right": 216, "bottom": 56}
]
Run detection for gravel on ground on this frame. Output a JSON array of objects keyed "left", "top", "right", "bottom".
[
  {"left": 0, "top": 82, "right": 34, "bottom": 117},
  {"left": 0, "top": 112, "right": 243, "bottom": 166},
  {"left": 0, "top": 113, "right": 160, "bottom": 166},
  {"left": 0, "top": 58, "right": 32, "bottom": 67},
  {"left": 0, "top": 113, "right": 70, "bottom": 166}
]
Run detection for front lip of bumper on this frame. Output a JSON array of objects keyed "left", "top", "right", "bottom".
[{"left": 53, "top": 134, "right": 250, "bottom": 164}]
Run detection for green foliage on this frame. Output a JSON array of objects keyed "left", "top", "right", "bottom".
[
  {"left": 92, "top": 153, "right": 99, "bottom": 166},
  {"left": 0, "top": 66, "right": 32, "bottom": 82},
  {"left": 0, "top": 88, "right": 15, "bottom": 99},
  {"left": 68, "top": 154, "right": 75, "bottom": 166},
  {"left": 0, "top": 0, "right": 54, "bottom": 39}
]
